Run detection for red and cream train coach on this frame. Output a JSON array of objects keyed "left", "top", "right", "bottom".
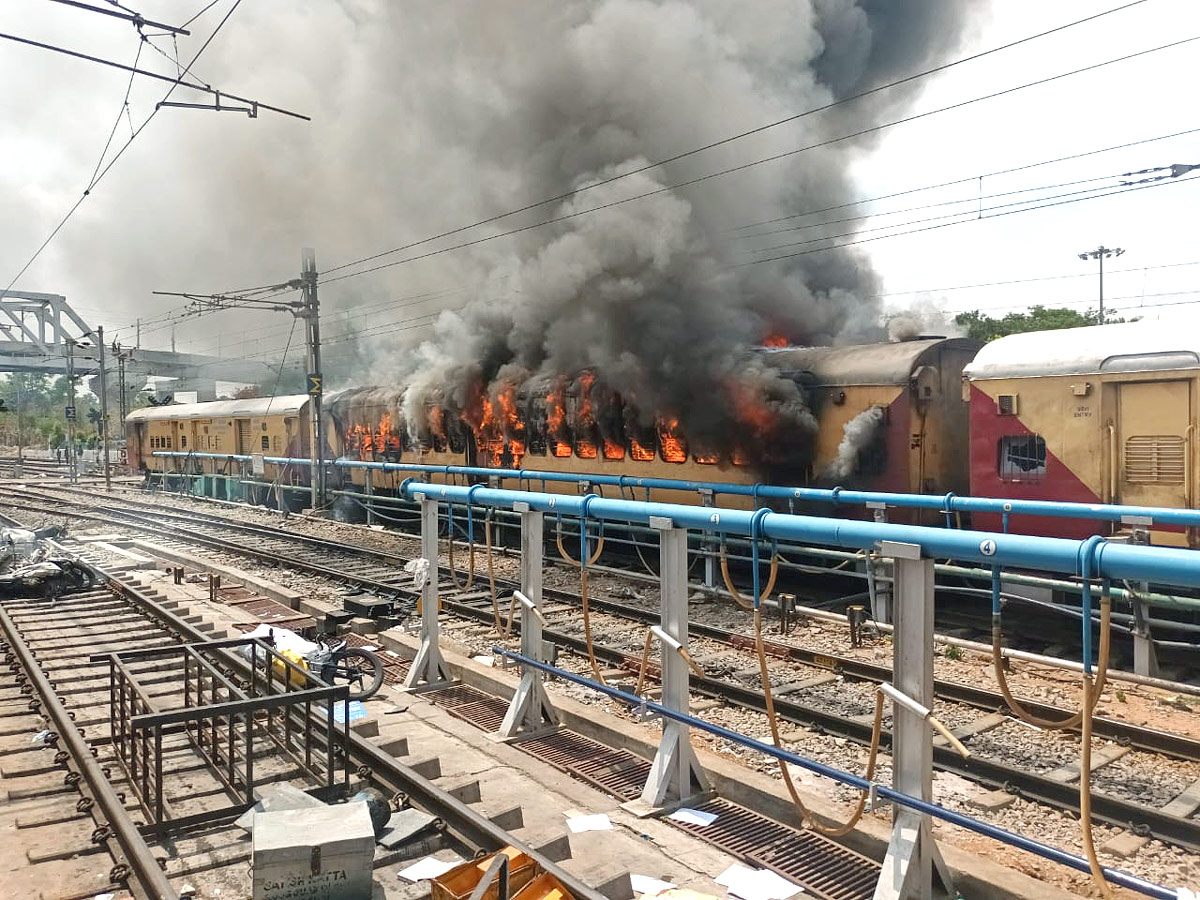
[{"left": 964, "top": 322, "right": 1200, "bottom": 545}]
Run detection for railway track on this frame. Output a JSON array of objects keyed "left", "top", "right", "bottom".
[
  {"left": 0, "top": 511, "right": 611, "bottom": 900},
  {"left": 5, "top": 483, "right": 1200, "bottom": 859}
]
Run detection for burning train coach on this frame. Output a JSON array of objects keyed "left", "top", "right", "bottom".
[
  {"left": 131, "top": 323, "right": 1200, "bottom": 543},
  {"left": 128, "top": 337, "right": 978, "bottom": 520}
]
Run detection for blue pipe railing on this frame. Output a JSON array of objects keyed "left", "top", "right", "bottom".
[
  {"left": 493, "top": 648, "right": 1177, "bottom": 900},
  {"left": 393, "top": 481, "right": 1200, "bottom": 588},
  {"left": 149, "top": 451, "right": 1200, "bottom": 530}
]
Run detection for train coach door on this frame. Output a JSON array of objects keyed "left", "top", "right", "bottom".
[{"left": 1116, "top": 380, "right": 1193, "bottom": 509}]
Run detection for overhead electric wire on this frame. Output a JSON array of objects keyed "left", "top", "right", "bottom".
[
  {"left": 731, "top": 129, "right": 1200, "bottom": 234},
  {"left": 737, "top": 172, "right": 1125, "bottom": 244},
  {"left": 44, "top": 0, "right": 190, "bottom": 34},
  {"left": 743, "top": 168, "right": 1200, "bottom": 267},
  {"left": 2, "top": 0, "right": 246, "bottom": 295},
  {"left": 875, "top": 260, "right": 1200, "bottom": 299},
  {"left": 745, "top": 180, "right": 1130, "bottom": 256},
  {"left": 0, "top": 31, "right": 308, "bottom": 119},
  {"left": 317, "top": 33, "right": 1200, "bottom": 287},
  {"left": 316, "top": 0, "right": 1155, "bottom": 281}
]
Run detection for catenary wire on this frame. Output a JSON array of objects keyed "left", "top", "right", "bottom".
[
  {"left": 317, "top": 35, "right": 1200, "bottom": 287},
  {"left": 317, "top": 0, "right": 1155, "bottom": 280},
  {"left": 2, "top": 0, "right": 246, "bottom": 295}
]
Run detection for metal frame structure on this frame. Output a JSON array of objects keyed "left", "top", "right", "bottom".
[
  {"left": 100, "top": 637, "right": 351, "bottom": 834},
  {"left": 497, "top": 503, "right": 558, "bottom": 738},
  {"left": 372, "top": 481, "right": 1200, "bottom": 900},
  {"left": 404, "top": 494, "right": 452, "bottom": 690}
]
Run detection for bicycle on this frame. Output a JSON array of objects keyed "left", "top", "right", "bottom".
[{"left": 249, "top": 628, "right": 385, "bottom": 701}]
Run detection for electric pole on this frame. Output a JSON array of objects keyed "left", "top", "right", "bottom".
[
  {"left": 97, "top": 326, "right": 111, "bottom": 491},
  {"left": 300, "top": 248, "right": 326, "bottom": 510},
  {"left": 65, "top": 339, "right": 77, "bottom": 484},
  {"left": 1078, "top": 245, "right": 1124, "bottom": 325}
]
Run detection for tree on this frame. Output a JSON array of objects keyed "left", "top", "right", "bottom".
[{"left": 953, "top": 306, "right": 1134, "bottom": 343}]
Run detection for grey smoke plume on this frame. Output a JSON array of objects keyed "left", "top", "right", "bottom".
[
  {"left": 823, "top": 405, "right": 886, "bottom": 480},
  {"left": 3, "top": 1, "right": 968, "bottom": 439},
  {"left": 341, "top": 0, "right": 972, "bottom": 454}
]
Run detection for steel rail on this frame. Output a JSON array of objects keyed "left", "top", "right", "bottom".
[
  {"left": 0, "top": 602, "right": 179, "bottom": 900},
  {"left": 84, "top": 557, "right": 610, "bottom": 900},
  {"left": 9, "top": 487, "right": 1200, "bottom": 756},
  {"left": 7, "top": 489, "right": 1199, "bottom": 850}
]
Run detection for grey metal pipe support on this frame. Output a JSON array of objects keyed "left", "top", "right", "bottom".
[{"left": 0, "top": 604, "right": 180, "bottom": 900}]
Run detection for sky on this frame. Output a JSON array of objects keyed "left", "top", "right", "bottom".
[{"left": 0, "top": 0, "right": 1197, "bottom": 383}]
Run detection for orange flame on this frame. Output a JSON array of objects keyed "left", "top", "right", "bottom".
[
  {"left": 460, "top": 384, "right": 504, "bottom": 466},
  {"left": 575, "top": 373, "right": 598, "bottom": 459},
  {"left": 427, "top": 406, "right": 447, "bottom": 451},
  {"left": 495, "top": 384, "right": 525, "bottom": 468},
  {"left": 545, "top": 381, "right": 571, "bottom": 457},
  {"left": 694, "top": 452, "right": 718, "bottom": 465},
  {"left": 630, "top": 438, "right": 654, "bottom": 461},
  {"left": 603, "top": 438, "right": 625, "bottom": 460},
  {"left": 762, "top": 332, "right": 788, "bottom": 348},
  {"left": 656, "top": 417, "right": 687, "bottom": 463}
]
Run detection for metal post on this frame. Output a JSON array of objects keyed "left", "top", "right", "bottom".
[
  {"left": 404, "top": 495, "right": 452, "bottom": 690},
  {"left": 874, "top": 541, "right": 954, "bottom": 900},
  {"left": 498, "top": 504, "right": 557, "bottom": 738},
  {"left": 65, "top": 339, "right": 77, "bottom": 483},
  {"left": 97, "top": 326, "right": 111, "bottom": 491},
  {"left": 14, "top": 377, "right": 22, "bottom": 476},
  {"left": 300, "top": 248, "right": 326, "bottom": 511},
  {"left": 364, "top": 474, "right": 376, "bottom": 527},
  {"left": 700, "top": 489, "right": 715, "bottom": 592},
  {"left": 630, "top": 518, "right": 709, "bottom": 813}
]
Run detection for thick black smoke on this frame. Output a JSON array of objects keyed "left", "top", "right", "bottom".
[{"left": 365, "top": 0, "right": 970, "bottom": 455}]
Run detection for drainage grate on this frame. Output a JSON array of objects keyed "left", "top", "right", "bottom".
[
  {"left": 516, "top": 731, "right": 651, "bottom": 801},
  {"left": 667, "top": 798, "right": 878, "bottom": 900},
  {"left": 343, "top": 637, "right": 409, "bottom": 684},
  {"left": 422, "top": 684, "right": 494, "bottom": 709}
]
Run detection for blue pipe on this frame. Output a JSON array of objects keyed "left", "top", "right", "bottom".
[
  {"left": 397, "top": 481, "right": 1200, "bottom": 588},
  {"left": 150, "top": 451, "right": 1200, "bottom": 530},
  {"left": 493, "top": 648, "right": 1175, "bottom": 900}
]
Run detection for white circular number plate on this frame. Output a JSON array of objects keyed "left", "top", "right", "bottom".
[{"left": 979, "top": 539, "right": 997, "bottom": 556}]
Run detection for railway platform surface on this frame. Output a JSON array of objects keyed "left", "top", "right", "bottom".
[{"left": 93, "top": 554, "right": 1091, "bottom": 899}]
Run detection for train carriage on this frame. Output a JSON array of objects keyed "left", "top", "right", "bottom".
[
  {"left": 126, "top": 396, "right": 313, "bottom": 502},
  {"left": 964, "top": 321, "right": 1200, "bottom": 545}
]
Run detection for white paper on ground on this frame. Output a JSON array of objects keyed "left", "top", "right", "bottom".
[
  {"left": 471, "top": 654, "right": 495, "bottom": 667},
  {"left": 566, "top": 813, "right": 613, "bottom": 833},
  {"left": 398, "top": 854, "right": 464, "bottom": 882},
  {"left": 1176, "top": 889, "right": 1197, "bottom": 900},
  {"left": 666, "top": 807, "right": 718, "bottom": 826},
  {"left": 715, "top": 864, "right": 803, "bottom": 900},
  {"left": 630, "top": 874, "right": 677, "bottom": 895}
]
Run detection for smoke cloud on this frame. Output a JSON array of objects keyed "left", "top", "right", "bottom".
[
  {"left": 344, "top": 0, "right": 971, "bottom": 454},
  {"left": 3, "top": 1, "right": 969, "bottom": 445},
  {"left": 823, "top": 405, "right": 886, "bottom": 480}
]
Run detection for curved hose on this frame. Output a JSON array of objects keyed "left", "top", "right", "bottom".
[
  {"left": 1080, "top": 672, "right": 1114, "bottom": 898},
  {"left": 719, "top": 541, "right": 779, "bottom": 611},
  {"left": 754, "top": 606, "right": 883, "bottom": 835},
  {"left": 555, "top": 512, "right": 606, "bottom": 685},
  {"left": 992, "top": 591, "right": 1112, "bottom": 729}
]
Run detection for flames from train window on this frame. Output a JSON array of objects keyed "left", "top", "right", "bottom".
[{"left": 328, "top": 368, "right": 819, "bottom": 472}]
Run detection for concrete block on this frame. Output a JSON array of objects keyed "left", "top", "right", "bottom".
[
  {"left": 487, "top": 805, "right": 523, "bottom": 831},
  {"left": 446, "top": 781, "right": 481, "bottom": 805},
  {"left": 236, "top": 783, "right": 326, "bottom": 834},
  {"left": 378, "top": 737, "right": 408, "bottom": 758},
  {"left": 409, "top": 756, "right": 442, "bottom": 780},
  {"left": 377, "top": 808, "right": 438, "bottom": 850},
  {"left": 253, "top": 803, "right": 374, "bottom": 900}
]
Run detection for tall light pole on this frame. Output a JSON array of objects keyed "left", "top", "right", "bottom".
[{"left": 1078, "top": 246, "right": 1124, "bottom": 325}]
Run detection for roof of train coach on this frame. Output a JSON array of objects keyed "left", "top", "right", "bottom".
[
  {"left": 761, "top": 337, "right": 980, "bottom": 386},
  {"left": 125, "top": 395, "right": 309, "bottom": 423},
  {"left": 964, "top": 321, "right": 1200, "bottom": 380}
]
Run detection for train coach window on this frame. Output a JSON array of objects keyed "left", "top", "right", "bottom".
[
  {"left": 998, "top": 435, "right": 1046, "bottom": 482},
  {"left": 261, "top": 436, "right": 270, "bottom": 451},
  {"left": 180, "top": 436, "right": 187, "bottom": 449}
]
